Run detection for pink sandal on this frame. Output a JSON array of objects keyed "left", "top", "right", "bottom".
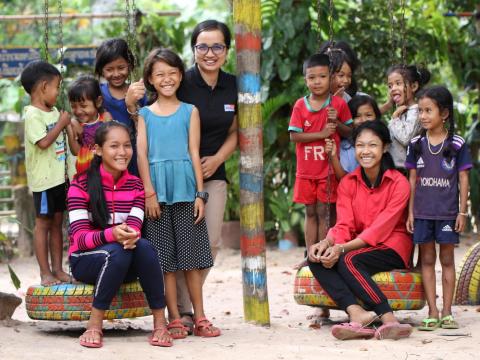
[
  {"left": 149, "top": 327, "right": 173, "bottom": 347},
  {"left": 331, "top": 322, "right": 376, "bottom": 340},
  {"left": 193, "top": 316, "right": 221, "bottom": 338},
  {"left": 167, "top": 319, "right": 189, "bottom": 339},
  {"left": 374, "top": 322, "right": 412, "bottom": 340},
  {"left": 79, "top": 328, "right": 103, "bottom": 348}
]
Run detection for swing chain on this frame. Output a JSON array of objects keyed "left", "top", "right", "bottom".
[
  {"left": 328, "top": 0, "right": 334, "bottom": 43},
  {"left": 58, "top": 0, "right": 64, "bottom": 70},
  {"left": 125, "top": 0, "right": 139, "bottom": 81},
  {"left": 400, "top": 0, "right": 407, "bottom": 64},
  {"left": 43, "top": 0, "right": 49, "bottom": 61},
  {"left": 387, "top": 0, "right": 396, "bottom": 64}
]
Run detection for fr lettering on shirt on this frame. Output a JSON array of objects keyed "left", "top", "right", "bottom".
[{"left": 304, "top": 145, "right": 325, "bottom": 161}]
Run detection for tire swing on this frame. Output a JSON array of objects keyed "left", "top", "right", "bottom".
[
  {"left": 293, "top": 0, "right": 425, "bottom": 312},
  {"left": 454, "top": 242, "right": 480, "bottom": 305},
  {"left": 26, "top": 0, "right": 150, "bottom": 322},
  {"left": 294, "top": 266, "right": 426, "bottom": 310}
]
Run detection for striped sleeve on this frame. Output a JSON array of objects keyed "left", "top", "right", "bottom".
[
  {"left": 68, "top": 179, "right": 114, "bottom": 252},
  {"left": 126, "top": 178, "right": 145, "bottom": 233}
]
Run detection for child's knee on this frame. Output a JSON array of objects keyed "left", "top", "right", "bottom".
[
  {"left": 35, "top": 216, "right": 52, "bottom": 229},
  {"left": 315, "top": 203, "right": 328, "bottom": 218},
  {"left": 439, "top": 251, "right": 455, "bottom": 268},
  {"left": 305, "top": 205, "right": 317, "bottom": 218}
]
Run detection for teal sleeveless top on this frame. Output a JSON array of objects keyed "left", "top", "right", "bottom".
[{"left": 139, "top": 102, "right": 196, "bottom": 204}]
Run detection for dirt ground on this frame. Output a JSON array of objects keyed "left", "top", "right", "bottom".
[{"left": 1, "top": 235, "right": 480, "bottom": 360}]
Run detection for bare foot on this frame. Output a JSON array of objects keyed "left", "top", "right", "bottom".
[
  {"left": 293, "top": 258, "right": 308, "bottom": 270},
  {"left": 40, "top": 273, "right": 61, "bottom": 287},
  {"left": 307, "top": 308, "right": 331, "bottom": 328},
  {"left": 53, "top": 270, "right": 71, "bottom": 283}
]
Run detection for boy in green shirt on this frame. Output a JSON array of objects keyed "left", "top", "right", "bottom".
[{"left": 21, "top": 60, "right": 71, "bottom": 286}]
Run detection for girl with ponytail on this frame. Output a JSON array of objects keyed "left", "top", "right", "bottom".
[
  {"left": 68, "top": 121, "right": 172, "bottom": 348},
  {"left": 308, "top": 120, "right": 414, "bottom": 340},
  {"left": 405, "top": 85, "right": 472, "bottom": 331}
]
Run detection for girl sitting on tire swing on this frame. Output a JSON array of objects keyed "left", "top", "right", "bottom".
[{"left": 68, "top": 121, "right": 172, "bottom": 348}]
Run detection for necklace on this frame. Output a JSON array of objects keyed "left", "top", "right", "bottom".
[{"left": 426, "top": 131, "right": 447, "bottom": 155}]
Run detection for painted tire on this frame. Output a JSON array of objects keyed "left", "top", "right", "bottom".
[
  {"left": 455, "top": 242, "right": 480, "bottom": 305},
  {"left": 294, "top": 266, "right": 426, "bottom": 310},
  {"left": 26, "top": 281, "right": 151, "bottom": 321}
]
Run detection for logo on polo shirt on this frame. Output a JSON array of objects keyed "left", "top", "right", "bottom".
[
  {"left": 442, "top": 224, "right": 453, "bottom": 232},
  {"left": 224, "top": 104, "right": 235, "bottom": 112},
  {"left": 417, "top": 157, "right": 424, "bottom": 168},
  {"left": 304, "top": 120, "right": 312, "bottom": 127}
]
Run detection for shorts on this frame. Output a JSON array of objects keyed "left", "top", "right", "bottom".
[
  {"left": 413, "top": 218, "right": 459, "bottom": 245},
  {"left": 33, "top": 183, "right": 67, "bottom": 218},
  {"left": 293, "top": 176, "right": 337, "bottom": 204}
]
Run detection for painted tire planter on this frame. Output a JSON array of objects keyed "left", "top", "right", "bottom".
[
  {"left": 26, "top": 281, "right": 151, "bottom": 321},
  {"left": 455, "top": 242, "right": 480, "bottom": 305},
  {"left": 294, "top": 266, "right": 426, "bottom": 310}
]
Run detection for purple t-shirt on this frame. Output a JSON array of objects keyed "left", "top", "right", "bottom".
[{"left": 405, "top": 135, "right": 472, "bottom": 220}]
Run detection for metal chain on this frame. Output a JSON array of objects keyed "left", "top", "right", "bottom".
[
  {"left": 43, "top": 0, "right": 49, "bottom": 61},
  {"left": 57, "top": 0, "right": 68, "bottom": 185},
  {"left": 400, "top": 0, "right": 407, "bottom": 64},
  {"left": 316, "top": 0, "right": 322, "bottom": 50},
  {"left": 387, "top": 0, "right": 396, "bottom": 64},
  {"left": 328, "top": 0, "right": 334, "bottom": 43}
]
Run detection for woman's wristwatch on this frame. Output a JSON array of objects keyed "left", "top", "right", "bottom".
[{"left": 195, "top": 191, "right": 209, "bottom": 203}]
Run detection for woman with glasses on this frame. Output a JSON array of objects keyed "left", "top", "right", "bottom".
[{"left": 175, "top": 19, "right": 238, "bottom": 333}]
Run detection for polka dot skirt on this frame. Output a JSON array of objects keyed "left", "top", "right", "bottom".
[{"left": 143, "top": 201, "right": 213, "bottom": 273}]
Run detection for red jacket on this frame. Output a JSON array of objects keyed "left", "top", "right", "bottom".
[{"left": 328, "top": 168, "right": 413, "bottom": 267}]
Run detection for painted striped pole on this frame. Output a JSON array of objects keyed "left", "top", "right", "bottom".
[{"left": 233, "top": 0, "right": 270, "bottom": 326}]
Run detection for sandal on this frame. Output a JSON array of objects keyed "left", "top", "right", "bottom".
[
  {"left": 418, "top": 317, "right": 440, "bottom": 331},
  {"left": 194, "top": 316, "right": 221, "bottom": 338},
  {"left": 331, "top": 322, "right": 376, "bottom": 340},
  {"left": 374, "top": 322, "right": 412, "bottom": 340},
  {"left": 79, "top": 328, "right": 103, "bottom": 348},
  {"left": 440, "top": 315, "right": 459, "bottom": 329},
  {"left": 149, "top": 327, "right": 173, "bottom": 347},
  {"left": 167, "top": 319, "right": 189, "bottom": 339}
]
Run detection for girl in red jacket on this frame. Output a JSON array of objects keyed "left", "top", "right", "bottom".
[{"left": 308, "top": 120, "right": 413, "bottom": 340}]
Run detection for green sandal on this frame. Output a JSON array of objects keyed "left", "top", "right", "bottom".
[
  {"left": 418, "top": 317, "right": 440, "bottom": 331},
  {"left": 440, "top": 315, "right": 459, "bottom": 329}
]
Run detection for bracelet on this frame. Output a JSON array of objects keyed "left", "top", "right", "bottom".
[
  {"left": 321, "top": 240, "right": 330, "bottom": 247},
  {"left": 458, "top": 212, "right": 468, "bottom": 217},
  {"left": 145, "top": 192, "right": 156, "bottom": 199},
  {"left": 126, "top": 106, "right": 139, "bottom": 116},
  {"left": 339, "top": 245, "right": 345, "bottom": 254}
]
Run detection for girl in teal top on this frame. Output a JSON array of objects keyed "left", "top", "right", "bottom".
[{"left": 137, "top": 48, "right": 220, "bottom": 339}]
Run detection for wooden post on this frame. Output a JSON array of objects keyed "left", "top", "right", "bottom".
[{"left": 233, "top": 0, "right": 270, "bottom": 325}]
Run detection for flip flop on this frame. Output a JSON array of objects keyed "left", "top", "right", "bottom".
[
  {"left": 79, "top": 328, "right": 103, "bottom": 348},
  {"left": 149, "top": 327, "right": 173, "bottom": 347},
  {"left": 418, "top": 317, "right": 440, "bottom": 331},
  {"left": 167, "top": 319, "right": 189, "bottom": 339},
  {"left": 440, "top": 315, "right": 459, "bottom": 329},
  {"left": 375, "top": 322, "right": 412, "bottom": 340},
  {"left": 331, "top": 322, "right": 376, "bottom": 340},
  {"left": 193, "top": 316, "right": 221, "bottom": 337}
]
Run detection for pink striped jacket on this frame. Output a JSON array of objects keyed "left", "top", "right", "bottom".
[{"left": 67, "top": 164, "right": 145, "bottom": 255}]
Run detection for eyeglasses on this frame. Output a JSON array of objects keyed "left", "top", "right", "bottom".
[{"left": 194, "top": 43, "right": 226, "bottom": 55}]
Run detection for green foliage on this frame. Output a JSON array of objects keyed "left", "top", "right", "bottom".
[{"left": 8, "top": 264, "right": 20, "bottom": 290}]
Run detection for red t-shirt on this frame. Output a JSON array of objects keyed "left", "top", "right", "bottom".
[{"left": 288, "top": 95, "right": 352, "bottom": 179}]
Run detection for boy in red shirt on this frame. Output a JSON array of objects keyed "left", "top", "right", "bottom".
[{"left": 289, "top": 53, "right": 352, "bottom": 265}]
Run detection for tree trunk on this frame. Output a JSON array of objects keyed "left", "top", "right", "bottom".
[{"left": 233, "top": 0, "right": 270, "bottom": 326}]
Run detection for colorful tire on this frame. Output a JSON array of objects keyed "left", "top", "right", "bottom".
[
  {"left": 294, "top": 266, "right": 426, "bottom": 310},
  {"left": 455, "top": 242, "right": 480, "bottom": 305},
  {"left": 26, "top": 281, "right": 151, "bottom": 321}
]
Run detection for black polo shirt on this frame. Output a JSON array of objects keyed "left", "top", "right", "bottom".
[{"left": 177, "top": 64, "right": 237, "bottom": 182}]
